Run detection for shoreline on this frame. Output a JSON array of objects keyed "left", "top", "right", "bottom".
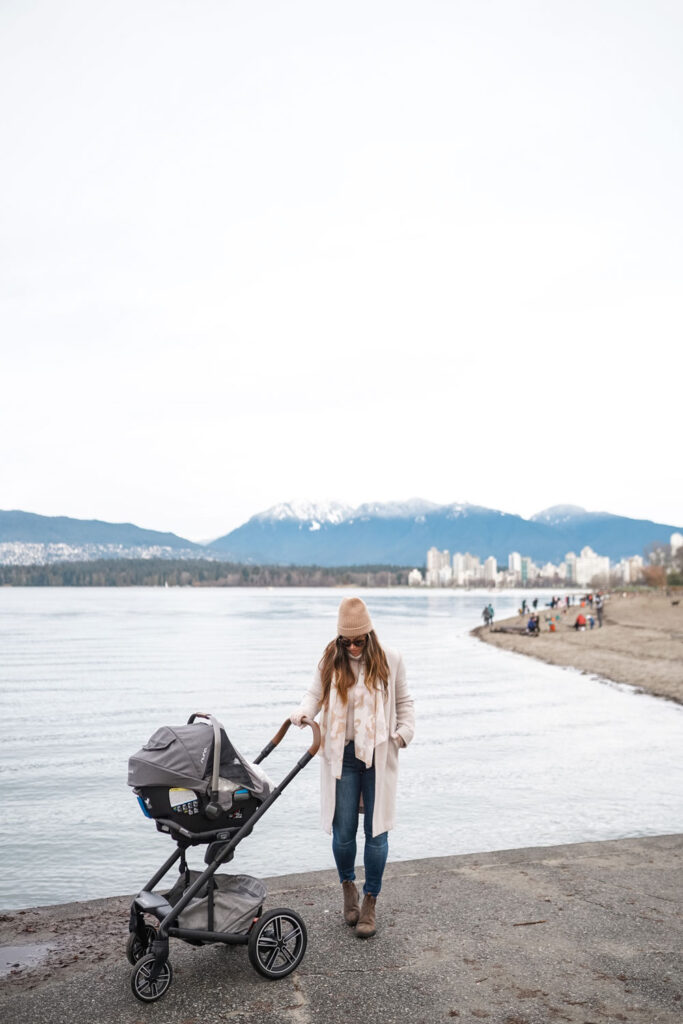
[
  {"left": 472, "top": 591, "right": 683, "bottom": 706},
  {"left": 1, "top": 835, "right": 681, "bottom": 1023}
]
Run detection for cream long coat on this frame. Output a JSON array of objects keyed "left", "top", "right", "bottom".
[{"left": 293, "top": 646, "right": 415, "bottom": 837}]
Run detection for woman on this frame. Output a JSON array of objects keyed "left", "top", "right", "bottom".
[{"left": 290, "top": 596, "right": 415, "bottom": 939}]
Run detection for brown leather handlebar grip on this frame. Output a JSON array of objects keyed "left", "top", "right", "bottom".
[
  {"left": 301, "top": 716, "right": 321, "bottom": 756},
  {"left": 265, "top": 717, "right": 321, "bottom": 758},
  {"left": 269, "top": 719, "right": 292, "bottom": 748}
]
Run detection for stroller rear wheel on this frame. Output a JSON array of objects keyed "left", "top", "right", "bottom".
[
  {"left": 126, "top": 922, "right": 158, "bottom": 964},
  {"left": 130, "top": 952, "right": 173, "bottom": 1002},
  {"left": 248, "top": 907, "right": 307, "bottom": 979}
]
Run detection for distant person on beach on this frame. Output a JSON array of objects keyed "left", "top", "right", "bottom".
[
  {"left": 289, "top": 597, "right": 415, "bottom": 940},
  {"left": 526, "top": 614, "right": 540, "bottom": 635},
  {"left": 596, "top": 594, "right": 604, "bottom": 627},
  {"left": 482, "top": 606, "right": 491, "bottom": 627},
  {"left": 574, "top": 613, "right": 587, "bottom": 631},
  {"left": 521, "top": 599, "right": 528, "bottom": 615},
  {"left": 487, "top": 602, "right": 494, "bottom": 625}
]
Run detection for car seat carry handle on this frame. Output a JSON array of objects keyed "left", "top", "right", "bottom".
[
  {"left": 253, "top": 716, "right": 321, "bottom": 764},
  {"left": 187, "top": 712, "right": 223, "bottom": 819}
]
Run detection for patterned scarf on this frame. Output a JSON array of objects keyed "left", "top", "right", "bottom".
[{"left": 322, "top": 665, "right": 388, "bottom": 779}]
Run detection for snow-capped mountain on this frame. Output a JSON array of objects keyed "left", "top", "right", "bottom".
[
  {"left": 2, "top": 502, "right": 680, "bottom": 568},
  {"left": 254, "top": 498, "right": 442, "bottom": 525},
  {"left": 209, "top": 500, "right": 681, "bottom": 566},
  {"left": 254, "top": 500, "right": 355, "bottom": 525},
  {"left": 530, "top": 505, "right": 610, "bottom": 525},
  {"left": 353, "top": 499, "right": 442, "bottom": 520}
]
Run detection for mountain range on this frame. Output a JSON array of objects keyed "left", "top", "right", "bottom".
[
  {"left": 0, "top": 509, "right": 203, "bottom": 550},
  {"left": 1, "top": 501, "right": 680, "bottom": 567}
]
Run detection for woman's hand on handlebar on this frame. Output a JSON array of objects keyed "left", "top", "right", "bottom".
[{"left": 289, "top": 710, "right": 306, "bottom": 728}]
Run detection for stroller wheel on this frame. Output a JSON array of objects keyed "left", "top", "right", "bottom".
[
  {"left": 130, "top": 952, "right": 173, "bottom": 1002},
  {"left": 126, "top": 923, "right": 157, "bottom": 964},
  {"left": 248, "top": 907, "right": 307, "bottom": 980}
]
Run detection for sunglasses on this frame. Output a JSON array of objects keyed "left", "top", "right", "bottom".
[{"left": 338, "top": 635, "right": 368, "bottom": 648}]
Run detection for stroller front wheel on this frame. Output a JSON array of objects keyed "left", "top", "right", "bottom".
[
  {"left": 126, "top": 922, "right": 158, "bottom": 964},
  {"left": 248, "top": 907, "right": 307, "bottom": 980},
  {"left": 130, "top": 952, "right": 173, "bottom": 1002}
]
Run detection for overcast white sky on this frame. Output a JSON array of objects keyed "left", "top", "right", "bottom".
[{"left": 2, "top": 0, "right": 682, "bottom": 541}]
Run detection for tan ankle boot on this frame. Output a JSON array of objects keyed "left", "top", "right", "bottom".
[
  {"left": 342, "top": 880, "right": 360, "bottom": 925},
  {"left": 355, "top": 894, "right": 377, "bottom": 938}
]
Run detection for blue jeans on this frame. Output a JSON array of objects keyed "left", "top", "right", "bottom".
[{"left": 332, "top": 741, "right": 389, "bottom": 897}]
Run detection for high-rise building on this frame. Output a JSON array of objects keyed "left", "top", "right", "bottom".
[
  {"left": 426, "top": 547, "right": 451, "bottom": 586},
  {"left": 565, "top": 552, "right": 577, "bottom": 583},
  {"left": 571, "top": 546, "right": 610, "bottom": 587},
  {"left": 452, "top": 552, "right": 465, "bottom": 585},
  {"left": 508, "top": 552, "right": 521, "bottom": 573},
  {"left": 463, "top": 553, "right": 481, "bottom": 575},
  {"left": 615, "top": 555, "right": 644, "bottom": 584}
]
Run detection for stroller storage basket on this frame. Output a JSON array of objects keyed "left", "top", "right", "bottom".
[{"left": 165, "top": 870, "right": 267, "bottom": 936}]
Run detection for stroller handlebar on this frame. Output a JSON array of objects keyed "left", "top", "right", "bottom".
[
  {"left": 254, "top": 717, "right": 321, "bottom": 764},
  {"left": 298, "top": 716, "right": 321, "bottom": 757}
]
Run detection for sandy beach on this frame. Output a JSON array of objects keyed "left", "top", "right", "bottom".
[{"left": 473, "top": 591, "right": 683, "bottom": 706}]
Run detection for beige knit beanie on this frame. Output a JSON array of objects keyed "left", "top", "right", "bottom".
[{"left": 337, "top": 596, "right": 373, "bottom": 638}]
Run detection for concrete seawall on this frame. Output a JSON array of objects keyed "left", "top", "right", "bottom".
[{"left": 1, "top": 834, "right": 681, "bottom": 1023}]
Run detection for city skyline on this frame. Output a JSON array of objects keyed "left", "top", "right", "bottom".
[{"left": 420, "top": 537, "right": 683, "bottom": 588}]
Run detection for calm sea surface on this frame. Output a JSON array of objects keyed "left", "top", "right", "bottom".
[{"left": 1, "top": 587, "right": 681, "bottom": 910}]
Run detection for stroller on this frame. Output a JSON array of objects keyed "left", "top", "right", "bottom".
[{"left": 126, "top": 711, "right": 320, "bottom": 1003}]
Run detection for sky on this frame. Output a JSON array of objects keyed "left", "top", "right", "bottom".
[{"left": 2, "top": 0, "right": 682, "bottom": 542}]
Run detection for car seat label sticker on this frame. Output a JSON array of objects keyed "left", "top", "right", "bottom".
[{"left": 169, "top": 788, "right": 200, "bottom": 814}]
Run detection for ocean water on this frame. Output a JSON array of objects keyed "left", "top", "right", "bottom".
[{"left": 0, "top": 586, "right": 681, "bottom": 911}]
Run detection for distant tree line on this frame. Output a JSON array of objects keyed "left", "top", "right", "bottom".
[{"left": 0, "top": 559, "right": 415, "bottom": 588}]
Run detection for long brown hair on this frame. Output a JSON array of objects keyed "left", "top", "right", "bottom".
[{"left": 318, "top": 630, "right": 389, "bottom": 708}]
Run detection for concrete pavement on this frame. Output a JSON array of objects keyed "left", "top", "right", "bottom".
[{"left": 1, "top": 834, "right": 681, "bottom": 1024}]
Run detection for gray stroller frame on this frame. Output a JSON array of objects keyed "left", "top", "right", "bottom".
[{"left": 127, "top": 713, "right": 320, "bottom": 1003}]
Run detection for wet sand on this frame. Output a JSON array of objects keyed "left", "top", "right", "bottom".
[{"left": 473, "top": 592, "right": 683, "bottom": 705}]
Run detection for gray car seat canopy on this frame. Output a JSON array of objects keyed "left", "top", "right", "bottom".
[{"left": 127, "top": 718, "right": 272, "bottom": 799}]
